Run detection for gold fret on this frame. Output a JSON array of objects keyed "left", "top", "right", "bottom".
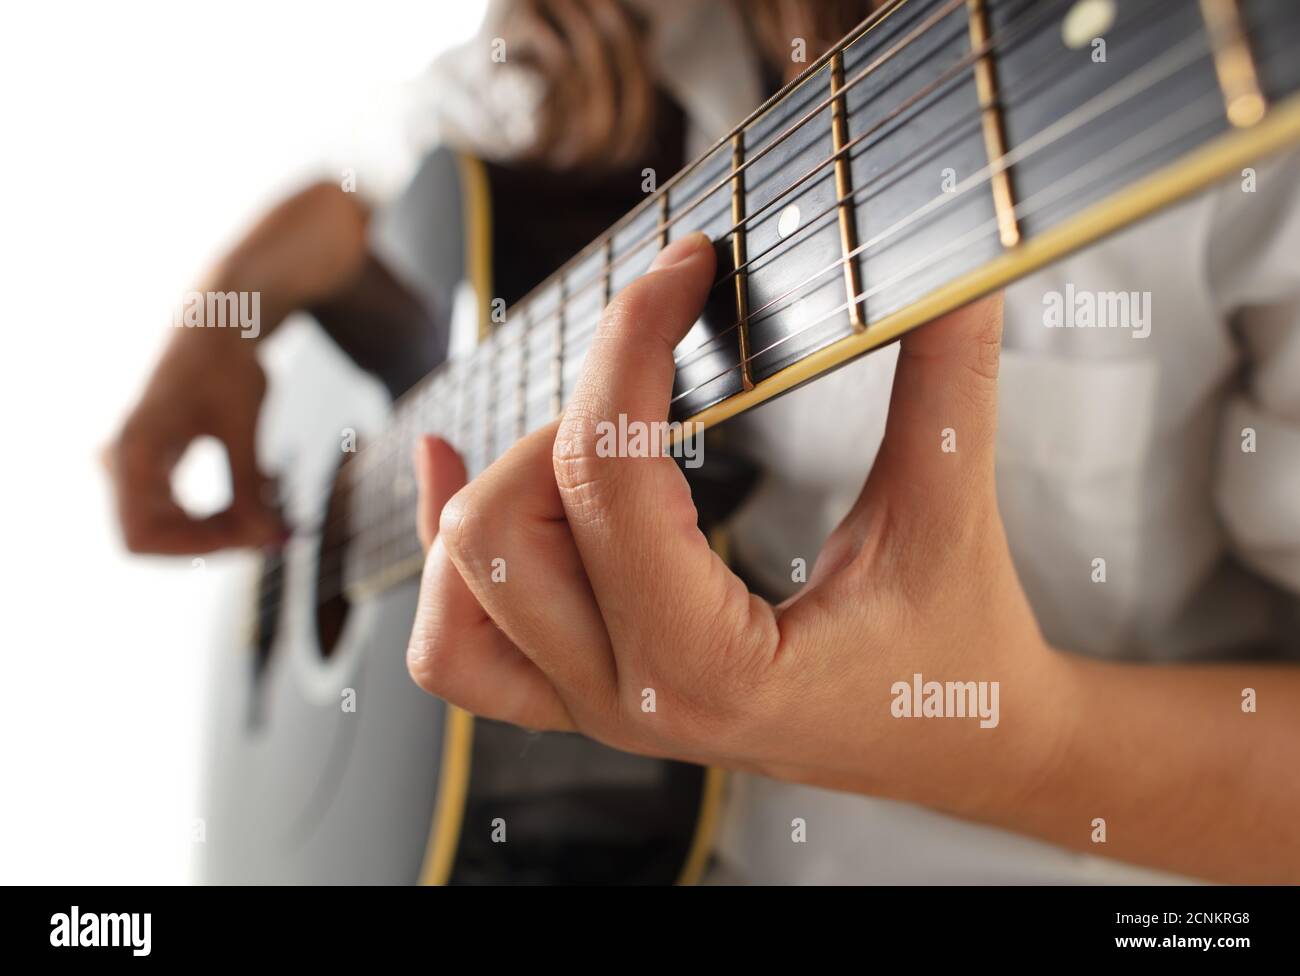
[
  {"left": 658, "top": 193, "right": 669, "bottom": 248},
  {"left": 730, "top": 133, "right": 755, "bottom": 391},
  {"left": 967, "top": 0, "right": 1021, "bottom": 249},
  {"left": 829, "top": 51, "right": 866, "bottom": 331},
  {"left": 1199, "top": 0, "right": 1267, "bottom": 128}
]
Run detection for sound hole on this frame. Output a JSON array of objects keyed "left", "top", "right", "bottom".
[{"left": 314, "top": 455, "right": 353, "bottom": 659}]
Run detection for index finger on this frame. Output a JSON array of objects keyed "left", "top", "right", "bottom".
[{"left": 552, "top": 232, "right": 747, "bottom": 646}]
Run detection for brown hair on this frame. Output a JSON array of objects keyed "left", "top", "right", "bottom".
[{"left": 497, "top": 0, "right": 875, "bottom": 169}]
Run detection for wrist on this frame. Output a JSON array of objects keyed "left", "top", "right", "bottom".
[
  {"left": 888, "top": 635, "right": 1083, "bottom": 826},
  {"left": 195, "top": 260, "right": 294, "bottom": 337}
]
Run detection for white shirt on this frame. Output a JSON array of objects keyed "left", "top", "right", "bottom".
[{"left": 413, "top": 1, "right": 1300, "bottom": 883}]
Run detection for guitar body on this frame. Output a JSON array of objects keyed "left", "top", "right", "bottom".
[{"left": 200, "top": 141, "right": 736, "bottom": 884}]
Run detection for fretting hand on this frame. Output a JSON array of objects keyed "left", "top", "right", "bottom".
[{"left": 407, "top": 230, "right": 1062, "bottom": 809}]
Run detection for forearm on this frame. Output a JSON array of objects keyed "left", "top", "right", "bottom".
[
  {"left": 951, "top": 651, "right": 1300, "bottom": 882},
  {"left": 205, "top": 180, "right": 371, "bottom": 337}
]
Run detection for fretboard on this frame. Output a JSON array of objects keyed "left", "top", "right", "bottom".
[{"left": 343, "top": 0, "right": 1300, "bottom": 597}]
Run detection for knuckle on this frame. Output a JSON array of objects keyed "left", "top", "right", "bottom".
[
  {"left": 552, "top": 401, "right": 620, "bottom": 523},
  {"left": 968, "top": 330, "right": 1002, "bottom": 386},
  {"left": 967, "top": 298, "right": 1004, "bottom": 384},
  {"left": 437, "top": 486, "right": 481, "bottom": 562}
]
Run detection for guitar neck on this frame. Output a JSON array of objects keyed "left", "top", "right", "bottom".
[{"left": 344, "top": 0, "right": 1300, "bottom": 598}]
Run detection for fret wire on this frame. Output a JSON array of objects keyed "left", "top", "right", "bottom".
[
  {"left": 967, "top": 0, "right": 1022, "bottom": 248},
  {"left": 829, "top": 48, "right": 866, "bottom": 331},
  {"left": 729, "top": 133, "right": 755, "bottom": 391},
  {"left": 1198, "top": 0, "right": 1267, "bottom": 127}
]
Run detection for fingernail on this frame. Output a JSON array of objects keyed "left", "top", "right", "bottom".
[{"left": 649, "top": 231, "right": 710, "bottom": 271}]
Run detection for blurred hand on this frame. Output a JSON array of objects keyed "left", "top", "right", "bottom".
[
  {"left": 104, "top": 328, "right": 283, "bottom": 554},
  {"left": 105, "top": 181, "right": 370, "bottom": 555}
]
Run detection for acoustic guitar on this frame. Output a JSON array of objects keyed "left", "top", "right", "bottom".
[{"left": 199, "top": 0, "right": 1300, "bottom": 883}]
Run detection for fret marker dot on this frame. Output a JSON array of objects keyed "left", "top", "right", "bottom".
[
  {"left": 1062, "top": 0, "right": 1115, "bottom": 50},
  {"left": 778, "top": 204, "right": 801, "bottom": 239}
]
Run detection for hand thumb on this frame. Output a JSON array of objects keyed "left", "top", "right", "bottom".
[
  {"left": 874, "top": 293, "right": 1004, "bottom": 498},
  {"left": 414, "top": 435, "right": 468, "bottom": 552}
]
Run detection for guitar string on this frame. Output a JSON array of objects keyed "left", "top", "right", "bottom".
[
  {"left": 272, "top": 0, "right": 1063, "bottom": 536},
  {"left": 260, "top": 0, "right": 1063, "bottom": 564},
  {"left": 257, "top": 33, "right": 1242, "bottom": 615}
]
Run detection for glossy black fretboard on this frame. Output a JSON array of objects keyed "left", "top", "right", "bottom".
[{"left": 343, "top": 0, "right": 1300, "bottom": 596}]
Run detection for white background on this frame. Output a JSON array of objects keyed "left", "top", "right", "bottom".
[{"left": 0, "top": 0, "right": 486, "bottom": 884}]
